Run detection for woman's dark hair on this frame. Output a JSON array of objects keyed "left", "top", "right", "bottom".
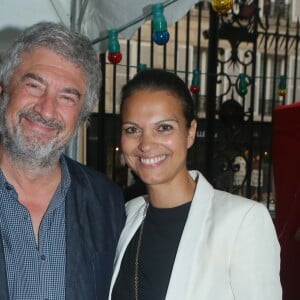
[{"left": 120, "top": 69, "right": 195, "bottom": 127}]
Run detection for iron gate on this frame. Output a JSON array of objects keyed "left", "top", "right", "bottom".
[{"left": 87, "top": 0, "right": 300, "bottom": 216}]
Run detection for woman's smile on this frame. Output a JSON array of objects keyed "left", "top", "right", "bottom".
[{"left": 139, "top": 154, "right": 167, "bottom": 166}]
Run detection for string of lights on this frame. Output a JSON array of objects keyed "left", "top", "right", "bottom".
[
  {"left": 91, "top": 0, "right": 177, "bottom": 46},
  {"left": 105, "top": 62, "right": 292, "bottom": 81},
  {"left": 105, "top": 63, "right": 289, "bottom": 96},
  {"left": 93, "top": 0, "right": 289, "bottom": 96}
]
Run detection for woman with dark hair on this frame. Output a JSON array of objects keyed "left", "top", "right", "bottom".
[{"left": 109, "top": 69, "right": 281, "bottom": 300}]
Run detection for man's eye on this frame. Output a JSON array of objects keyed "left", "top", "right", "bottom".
[
  {"left": 26, "top": 83, "right": 39, "bottom": 89},
  {"left": 58, "top": 94, "right": 78, "bottom": 105},
  {"left": 24, "top": 82, "right": 44, "bottom": 96}
]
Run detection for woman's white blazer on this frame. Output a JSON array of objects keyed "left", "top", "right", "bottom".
[{"left": 109, "top": 170, "right": 282, "bottom": 300}]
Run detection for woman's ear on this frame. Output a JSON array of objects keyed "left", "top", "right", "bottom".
[
  {"left": 0, "top": 84, "right": 3, "bottom": 96},
  {"left": 187, "top": 119, "right": 197, "bottom": 149}
]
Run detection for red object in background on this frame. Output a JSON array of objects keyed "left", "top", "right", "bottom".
[
  {"left": 107, "top": 52, "right": 122, "bottom": 64},
  {"left": 189, "top": 85, "right": 200, "bottom": 95},
  {"left": 273, "top": 102, "right": 300, "bottom": 300}
]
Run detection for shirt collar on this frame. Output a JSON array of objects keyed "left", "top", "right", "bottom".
[{"left": 0, "top": 155, "right": 71, "bottom": 209}]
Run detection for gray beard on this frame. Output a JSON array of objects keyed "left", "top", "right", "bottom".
[
  {"left": 0, "top": 93, "right": 76, "bottom": 170},
  {"left": 3, "top": 126, "right": 64, "bottom": 169}
]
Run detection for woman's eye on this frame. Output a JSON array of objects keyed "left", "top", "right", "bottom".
[
  {"left": 158, "top": 124, "right": 173, "bottom": 132},
  {"left": 123, "top": 126, "right": 140, "bottom": 135}
]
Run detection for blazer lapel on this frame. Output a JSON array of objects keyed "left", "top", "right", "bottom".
[
  {"left": 109, "top": 197, "right": 146, "bottom": 297},
  {"left": 110, "top": 173, "right": 215, "bottom": 300},
  {"left": 166, "top": 171, "right": 215, "bottom": 300},
  {"left": 65, "top": 185, "right": 96, "bottom": 299},
  {"left": 65, "top": 186, "right": 83, "bottom": 299}
]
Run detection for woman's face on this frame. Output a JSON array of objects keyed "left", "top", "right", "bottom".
[{"left": 121, "top": 89, "right": 196, "bottom": 187}]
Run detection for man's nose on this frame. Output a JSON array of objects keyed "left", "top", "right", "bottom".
[{"left": 33, "top": 90, "right": 57, "bottom": 118}]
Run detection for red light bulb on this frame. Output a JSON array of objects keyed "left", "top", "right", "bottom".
[
  {"left": 108, "top": 52, "right": 122, "bottom": 64},
  {"left": 190, "top": 85, "right": 200, "bottom": 95}
]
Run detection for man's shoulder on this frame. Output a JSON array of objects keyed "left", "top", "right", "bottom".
[
  {"left": 64, "top": 156, "right": 117, "bottom": 188},
  {"left": 64, "top": 156, "right": 125, "bottom": 210}
]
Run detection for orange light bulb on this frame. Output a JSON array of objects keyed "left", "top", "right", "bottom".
[{"left": 211, "top": 0, "right": 233, "bottom": 14}]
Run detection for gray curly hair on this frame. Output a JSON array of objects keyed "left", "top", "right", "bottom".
[{"left": 0, "top": 21, "right": 101, "bottom": 122}]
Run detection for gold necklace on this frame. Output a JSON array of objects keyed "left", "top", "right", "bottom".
[{"left": 134, "top": 201, "right": 149, "bottom": 300}]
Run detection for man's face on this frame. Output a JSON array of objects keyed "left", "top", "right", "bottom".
[{"left": 0, "top": 46, "right": 87, "bottom": 167}]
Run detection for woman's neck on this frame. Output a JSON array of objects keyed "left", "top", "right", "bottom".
[{"left": 147, "top": 172, "right": 196, "bottom": 208}]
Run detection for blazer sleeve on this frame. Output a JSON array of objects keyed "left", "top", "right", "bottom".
[{"left": 230, "top": 203, "right": 282, "bottom": 300}]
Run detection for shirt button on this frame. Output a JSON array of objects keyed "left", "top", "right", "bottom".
[{"left": 41, "top": 255, "right": 46, "bottom": 261}]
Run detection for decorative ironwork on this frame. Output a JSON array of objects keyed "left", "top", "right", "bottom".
[
  {"left": 89, "top": 0, "right": 300, "bottom": 209},
  {"left": 204, "top": 0, "right": 259, "bottom": 195}
]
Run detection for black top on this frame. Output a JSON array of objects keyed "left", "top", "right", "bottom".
[{"left": 112, "top": 201, "right": 191, "bottom": 300}]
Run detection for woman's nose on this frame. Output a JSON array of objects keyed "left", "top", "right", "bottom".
[{"left": 138, "top": 132, "right": 154, "bottom": 152}]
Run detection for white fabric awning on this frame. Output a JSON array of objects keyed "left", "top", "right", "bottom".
[{"left": 0, "top": 0, "right": 200, "bottom": 54}]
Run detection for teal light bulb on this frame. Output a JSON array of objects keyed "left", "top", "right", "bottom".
[{"left": 152, "top": 3, "right": 170, "bottom": 45}]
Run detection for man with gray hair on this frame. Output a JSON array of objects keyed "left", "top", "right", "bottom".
[{"left": 0, "top": 22, "right": 125, "bottom": 300}]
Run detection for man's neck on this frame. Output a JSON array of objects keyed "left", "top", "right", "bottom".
[
  {"left": 0, "top": 147, "right": 63, "bottom": 242},
  {"left": 0, "top": 147, "right": 62, "bottom": 190}
]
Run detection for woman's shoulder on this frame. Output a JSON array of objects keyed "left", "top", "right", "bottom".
[
  {"left": 191, "top": 169, "right": 270, "bottom": 220},
  {"left": 210, "top": 189, "right": 273, "bottom": 231},
  {"left": 213, "top": 188, "right": 265, "bottom": 211}
]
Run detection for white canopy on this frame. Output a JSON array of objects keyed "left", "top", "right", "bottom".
[
  {"left": 0, "top": 0, "right": 199, "bottom": 160},
  {"left": 0, "top": 0, "right": 199, "bottom": 54}
]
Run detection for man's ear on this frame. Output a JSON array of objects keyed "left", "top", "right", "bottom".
[{"left": 0, "top": 84, "right": 3, "bottom": 96}]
